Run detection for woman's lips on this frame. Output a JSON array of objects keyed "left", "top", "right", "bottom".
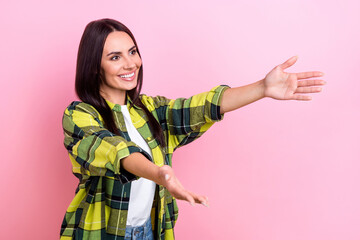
[{"left": 118, "top": 70, "right": 136, "bottom": 81}]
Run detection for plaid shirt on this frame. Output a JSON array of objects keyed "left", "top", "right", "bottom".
[{"left": 60, "top": 85, "right": 229, "bottom": 240}]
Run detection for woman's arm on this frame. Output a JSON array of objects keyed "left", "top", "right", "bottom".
[
  {"left": 220, "top": 56, "right": 326, "bottom": 114},
  {"left": 121, "top": 152, "right": 209, "bottom": 207},
  {"left": 141, "top": 85, "right": 229, "bottom": 151}
]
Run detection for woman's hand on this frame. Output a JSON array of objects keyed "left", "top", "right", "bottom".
[
  {"left": 220, "top": 56, "right": 326, "bottom": 114},
  {"left": 121, "top": 153, "right": 209, "bottom": 207},
  {"left": 263, "top": 56, "right": 326, "bottom": 101},
  {"left": 158, "top": 165, "right": 209, "bottom": 207}
]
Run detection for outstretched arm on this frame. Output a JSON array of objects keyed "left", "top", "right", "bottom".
[{"left": 220, "top": 56, "right": 326, "bottom": 114}]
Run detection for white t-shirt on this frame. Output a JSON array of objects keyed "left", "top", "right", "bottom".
[{"left": 121, "top": 105, "right": 156, "bottom": 227}]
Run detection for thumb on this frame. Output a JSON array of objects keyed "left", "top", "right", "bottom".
[
  {"left": 185, "top": 193, "right": 195, "bottom": 206},
  {"left": 279, "top": 55, "right": 298, "bottom": 70}
]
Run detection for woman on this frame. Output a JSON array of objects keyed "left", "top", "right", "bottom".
[{"left": 60, "top": 18, "right": 325, "bottom": 240}]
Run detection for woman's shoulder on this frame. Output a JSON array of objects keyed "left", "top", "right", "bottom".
[{"left": 63, "top": 100, "right": 101, "bottom": 119}]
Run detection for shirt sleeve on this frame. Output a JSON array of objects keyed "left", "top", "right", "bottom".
[
  {"left": 62, "top": 101, "right": 152, "bottom": 184},
  {"left": 141, "top": 85, "right": 230, "bottom": 151}
]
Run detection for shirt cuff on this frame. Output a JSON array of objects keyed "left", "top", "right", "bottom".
[
  {"left": 206, "top": 85, "right": 231, "bottom": 122},
  {"left": 113, "top": 145, "right": 153, "bottom": 184}
]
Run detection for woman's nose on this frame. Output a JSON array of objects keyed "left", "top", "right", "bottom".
[{"left": 123, "top": 57, "right": 136, "bottom": 69}]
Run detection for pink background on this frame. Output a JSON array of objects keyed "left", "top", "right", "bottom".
[{"left": 1, "top": 0, "right": 359, "bottom": 239}]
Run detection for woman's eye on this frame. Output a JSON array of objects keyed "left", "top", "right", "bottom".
[
  {"left": 130, "top": 49, "right": 137, "bottom": 55},
  {"left": 111, "top": 56, "right": 120, "bottom": 60}
]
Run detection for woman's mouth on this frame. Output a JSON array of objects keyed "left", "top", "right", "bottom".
[{"left": 118, "top": 71, "right": 136, "bottom": 81}]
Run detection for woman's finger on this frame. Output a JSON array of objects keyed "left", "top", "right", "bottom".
[
  {"left": 298, "top": 79, "right": 326, "bottom": 87},
  {"left": 188, "top": 191, "right": 209, "bottom": 207},
  {"left": 279, "top": 56, "right": 298, "bottom": 70},
  {"left": 296, "top": 71, "right": 324, "bottom": 80},
  {"left": 184, "top": 193, "right": 195, "bottom": 206},
  {"left": 295, "top": 86, "right": 322, "bottom": 94},
  {"left": 194, "top": 194, "right": 207, "bottom": 204},
  {"left": 290, "top": 94, "right": 312, "bottom": 101}
]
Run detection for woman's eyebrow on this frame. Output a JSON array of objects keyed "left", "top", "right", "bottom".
[{"left": 106, "top": 46, "right": 136, "bottom": 56}]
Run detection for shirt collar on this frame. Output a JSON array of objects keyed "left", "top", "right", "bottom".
[
  {"left": 126, "top": 95, "right": 142, "bottom": 110},
  {"left": 105, "top": 95, "right": 142, "bottom": 112}
]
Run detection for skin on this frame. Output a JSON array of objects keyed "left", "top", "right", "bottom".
[{"left": 99, "top": 31, "right": 326, "bottom": 208}]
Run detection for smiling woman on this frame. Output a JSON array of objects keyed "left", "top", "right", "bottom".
[{"left": 60, "top": 18, "right": 325, "bottom": 240}]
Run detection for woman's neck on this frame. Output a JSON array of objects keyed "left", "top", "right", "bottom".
[{"left": 100, "top": 89, "right": 126, "bottom": 105}]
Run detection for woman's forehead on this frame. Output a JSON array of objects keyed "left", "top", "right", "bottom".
[{"left": 103, "top": 31, "right": 135, "bottom": 52}]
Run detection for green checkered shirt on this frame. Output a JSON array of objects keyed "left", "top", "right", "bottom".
[{"left": 60, "top": 85, "right": 229, "bottom": 240}]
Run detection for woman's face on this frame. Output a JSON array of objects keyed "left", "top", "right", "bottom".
[{"left": 100, "top": 31, "right": 142, "bottom": 104}]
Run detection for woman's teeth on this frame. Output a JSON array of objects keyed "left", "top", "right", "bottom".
[{"left": 120, "top": 72, "right": 134, "bottom": 78}]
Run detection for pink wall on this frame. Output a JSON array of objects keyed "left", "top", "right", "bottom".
[{"left": 1, "top": 1, "right": 359, "bottom": 239}]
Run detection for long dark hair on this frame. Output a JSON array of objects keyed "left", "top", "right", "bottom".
[{"left": 75, "top": 18, "right": 165, "bottom": 147}]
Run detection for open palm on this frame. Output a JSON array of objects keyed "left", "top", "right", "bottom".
[{"left": 264, "top": 56, "right": 326, "bottom": 101}]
